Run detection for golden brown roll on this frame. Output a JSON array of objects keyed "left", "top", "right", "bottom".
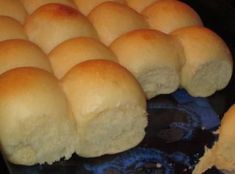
[
  {"left": 20, "top": 0, "right": 77, "bottom": 14},
  {"left": 0, "top": 39, "right": 52, "bottom": 75},
  {"left": 0, "top": 67, "right": 76, "bottom": 165},
  {"left": 24, "top": 3, "right": 98, "bottom": 53},
  {"left": 142, "top": 0, "right": 203, "bottom": 33},
  {"left": 126, "top": 0, "right": 177, "bottom": 13},
  {"left": 111, "top": 29, "right": 182, "bottom": 99},
  {"left": 88, "top": 2, "right": 149, "bottom": 45},
  {"left": 0, "top": 16, "right": 28, "bottom": 41},
  {"left": 61, "top": 60, "right": 147, "bottom": 157},
  {"left": 73, "top": 0, "right": 125, "bottom": 16},
  {"left": 49, "top": 37, "right": 117, "bottom": 79},
  {"left": 171, "top": 26, "right": 233, "bottom": 97},
  {"left": 0, "top": 0, "right": 27, "bottom": 24}
]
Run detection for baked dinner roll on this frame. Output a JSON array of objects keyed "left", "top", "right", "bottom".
[
  {"left": 214, "top": 104, "right": 235, "bottom": 171},
  {"left": 110, "top": 29, "right": 182, "bottom": 99},
  {"left": 0, "top": 39, "right": 52, "bottom": 75},
  {"left": 0, "top": 16, "right": 28, "bottom": 41},
  {"left": 193, "top": 104, "right": 235, "bottom": 174},
  {"left": 73, "top": 0, "right": 125, "bottom": 16},
  {"left": 61, "top": 60, "right": 147, "bottom": 157},
  {"left": 49, "top": 37, "right": 117, "bottom": 79},
  {"left": 0, "top": 0, "right": 27, "bottom": 24},
  {"left": 142, "top": 0, "right": 203, "bottom": 33},
  {"left": 25, "top": 3, "right": 98, "bottom": 53},
  {"left": 171, "top": 26, "right": 233, "bottom": 97},
  {"left": 0, "top": 67, "right": 76, "bottom": 165},
  {"left": 126, "top": 0, "right": 177, "bottom": 13},
  {"left": 88, "top": 2, "right": 148, "bottom": 45},
  {"left": 20, "top": 0, "right": 76, "bottom": 14}
]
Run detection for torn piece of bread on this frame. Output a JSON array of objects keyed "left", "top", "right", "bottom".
[
  {"left": 171, "top": 26, "right": 233, "bottom": 97},
  {"left": 0, "top": 68, "right": 76, "bottom": 165},
  {"left": 88, "top": 2, "right": 148, "bottom": 46},
  {"left": 24, "top": 3, "right": 98, "bottom": 53},
  {"left": 110, "top": 29, "right": 182, "bottom": 99},
  {"left": 0, "top": 0, "right": 27, "bottom": 24},
  {"left": 20, "top": 0, "right": 76, "bottom": 14},
  {"left": 49, "top": 37, "right": 117, "bottom": 79},
  {"left": 61, "top": 60, "right": 147, "bottom": 157},
  {"left": 142, "top": 0, "right": 203, "bottom": 33},
  {"left": 73, "top": 0, "right": 125, "bottom": 16},
  {"left": 0, "top": 16, "right": 28, "bottom": 41},
  {"left": 0, "top": 39, "right": 52, "bottom": 75}
]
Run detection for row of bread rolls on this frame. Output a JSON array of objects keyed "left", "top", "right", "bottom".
[
  {"left": 0, "top": 0, "right": 233, "bottom": 166},
  {"left": 193, "top": 104, "right": 235, "bottom": 174},
  {"left": 0, "top": 0, "right": 147, "bottom": 165}
]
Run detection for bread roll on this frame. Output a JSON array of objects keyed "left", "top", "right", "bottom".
[
  {"left": 193, "top": 104, "right": 235, "bottom": 174},
  {"left": 142, "top": 0, "right": 203, "bottom": 33},
  {"left": 61, "top": 60, "right": 147, "bottom": 157},
  {"left": 0, "top": 0, "right": 27, "bottom": 24},
  {"left": 49, "top": 37, "right": 117, "bottom": 79},
  {"left": 0, "top": 67, "right": 76, "bottom": 165},
  {"left": 126, "top": 0, "right": 177, "bottom": 13},
  {"left": 73, "top": 0, "right": 125, "bottom": 16},
  {"left": 171, "top": 26, "right": 233, "bottom": 97},
  {"left": 0, "top": 16, "right": 28, "bottom": 41},
  {"left": 20, "top": 0, "right": 77, "bottom": 14},
  {"left": 25, "top": 3, "right": 98, "bottom": 53},
  {"left": 111, "top": 29, "right": 182, "bottom": 99},
  {"left": 0, "top": 39, "right": 52, "bottom": 75},
  {"left": 214, "top": 104, "right": 235, "bottom": 171},
  {"left": 88, "top": 2, "right": 149, "bottom": 45}
]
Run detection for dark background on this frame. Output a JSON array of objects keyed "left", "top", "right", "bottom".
[{"left": 1, "top": 0, "right": 235, "bottom": 173}]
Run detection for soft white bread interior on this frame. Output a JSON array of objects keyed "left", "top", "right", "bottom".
[
  {"left": 61, "top": 60, "right": 147, "bottom": 157},
  {"left": 49, "top": 37, "right": 117, "bottom": 79},
  {"left": 126, "top": 0, "right": 177, "bottom": 13},
  {"left": 0, "top": 68, "right": 76, "bottom": 165},
  {"left": 73, "top": 0, "right": 125, "bottom": 16},
  {"left": 20, "top": 0, "right": 76, "bottom": 14},
  {"left": 171, "top": 26, "right": 233, "bottom": 97},
  {"left": 88, "top": 2, "right": 149, "bottom": 46},
  {"left": 214, "top": 104, "right": 235, "bottom": 171},
  {"left": 24, "top": 3, "right": 98, "bottom": 53},
  {"left": 0, "top": 0, "right": 27, "bottom": 24},
  {"left": 110, "top": 29, "right": 182, "bottom": 99},
  {"left": 193, "top": 104, "right": 235, "bottom": 174},
  {"left": 0, "top": 16, "right": 28, "bottom": 42},
  {"left": 142, "top": 0, "right": 203, "bottom": 33},
  {"left": 0, "top": 39, "right": 52, "bottom": 75}
]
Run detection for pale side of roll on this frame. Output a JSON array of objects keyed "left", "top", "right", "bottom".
[
  {"left": 20, "top": 0, "right": 77, "bottom": 15},
  {"left": 110, "top": 29, "right": 182, "bottom": 99},
  {"left": 126, "top": 0, "right": 177, "bottom": 13},
  {"left": 49, "top": 37, "right": 117, "bottom": 79},
  {"left": 193, "top": 104, "right": 235, "bottom": 174},
  {"left": 73, "top": 0, "right": 125, "bottom": 16},
  {"left": 142, "top": 0, "right": 203, "bottom": 33},
  {"left": 0, "top": 67, "right": 76, "bottom": 165},
  {"left": 61, "top": 60, "right": 147, "bottom": 157},
  {"left": 0, "top": 16, "right": 28, "bottom": 41},
  {"left": 0, "top": 39, "right": 52, "bottom": 75},
  {"left": 0, "top": 0, "right": 27, "bottom": 24},
  {"left": 171, "top": 26, "right": 233, "bottom": 97},
  {"left": 88, "top": 2, "right": 149, "bottom": 46},
  {"left": 24, "top": 3, "right": 98, "bottom": 53}
]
